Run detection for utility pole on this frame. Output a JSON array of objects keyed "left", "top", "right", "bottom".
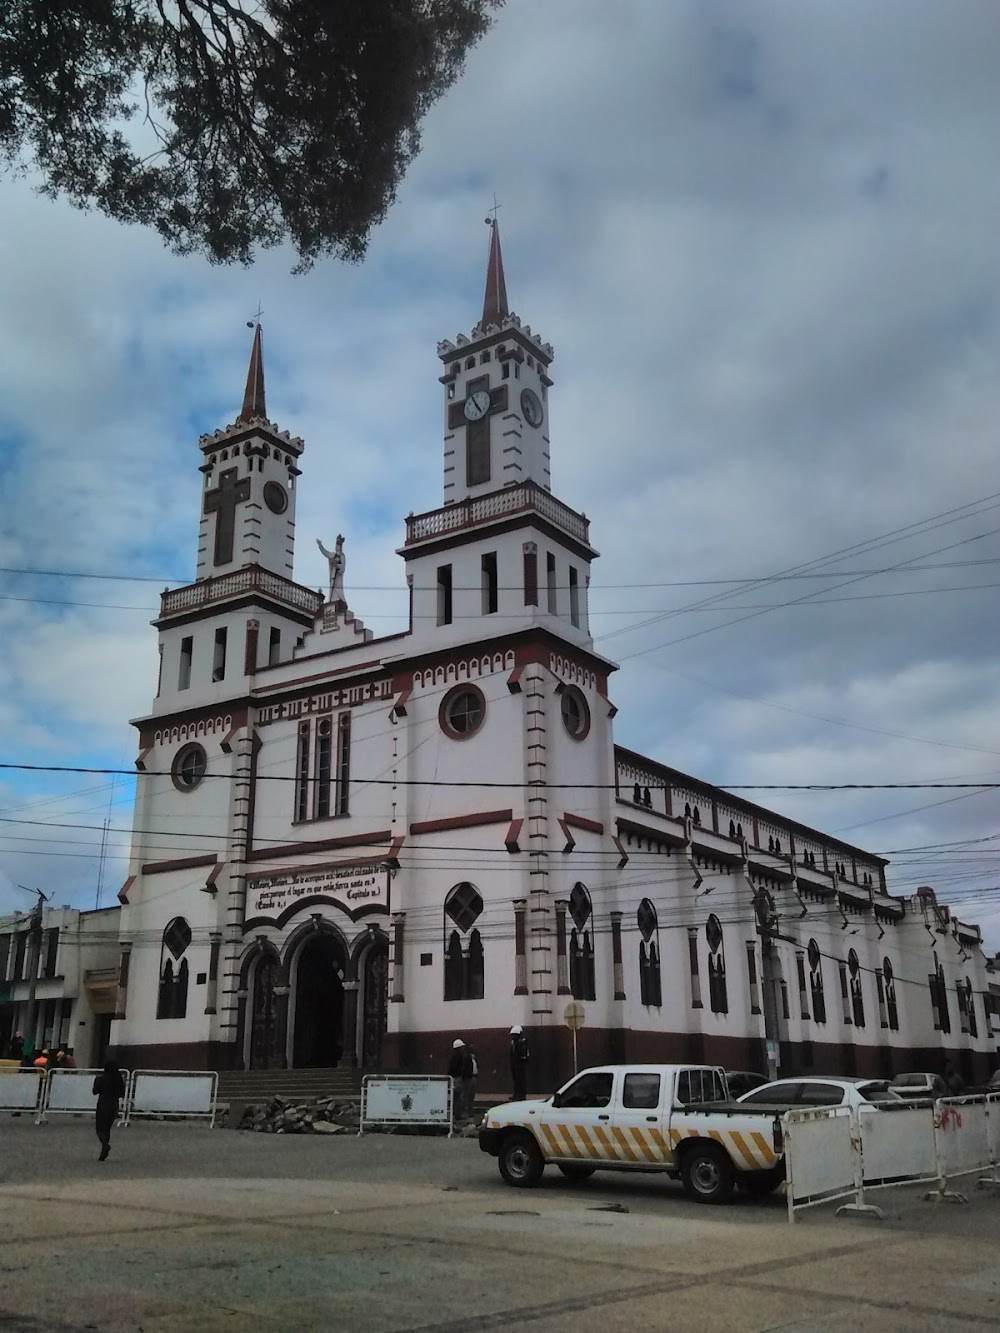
[
  {"left": 755, "top": 889, "right": 781, "bottom": 1082},
  {"left": 17, "top": 886, "right": 48, "bottom": 1051}
]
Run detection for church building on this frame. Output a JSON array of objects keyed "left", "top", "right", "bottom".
[{"left": 108, "top": 224, "right": 998, "bottom": 1090}]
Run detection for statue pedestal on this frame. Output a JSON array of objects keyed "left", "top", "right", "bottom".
[{"left": 321, "top": 599, "right": 348, "bottom": 633}]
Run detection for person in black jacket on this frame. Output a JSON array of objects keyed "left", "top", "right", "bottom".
[
  {"left": 509, "top": 1025, "right": 530, "bottom": 1101},
  {"left": 93, "top": 1060, "right": 126, "bottom": 1161},
  {"left": 448, "top": 1039, "right": 474, "bottom": 1120}
]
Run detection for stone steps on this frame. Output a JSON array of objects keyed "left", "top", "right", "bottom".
[{"left": 217, "top": 1068, "right": 365, "bottom": 1102}]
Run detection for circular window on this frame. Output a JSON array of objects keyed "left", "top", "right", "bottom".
[
  {"left": 560, "top": 686, "right": 590, "bottom": 740},
  {"left": 172, "top": 742, "right": 208, "bottom": 792},
  {"left": 263, "top": 479, "right": 289, "bottom": 514},
  {"left": 439, "top": 685, "right": 486, "bottom": 740}
]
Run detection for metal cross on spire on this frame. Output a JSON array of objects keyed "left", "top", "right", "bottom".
[
  {"left": 246, "top": 301, "right": 264, "bottom": 330},
  {"left": 484, "top": 194, "right": 502, "bottom": 226}
]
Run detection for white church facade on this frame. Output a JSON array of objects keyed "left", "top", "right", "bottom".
[{"left": 107, "top": 224, "right": 999, "bottom": 1092}]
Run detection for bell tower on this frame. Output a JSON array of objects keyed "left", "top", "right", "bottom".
[
  {"left": 196, "top": 324, "right": 302, "bottom": 580},
  {"left": 438, "top": 220, "right": 555, "bottom": 506}
]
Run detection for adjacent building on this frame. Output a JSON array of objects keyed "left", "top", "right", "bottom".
[{"left": 0, "top": 905, "right": 120, "bottom": 1066}]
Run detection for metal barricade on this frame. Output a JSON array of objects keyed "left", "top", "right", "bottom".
[
  {"left": 38, "top": 1068, "right": 131, "bottom": 1124},
  {"left": 926, "top": 1095, "right": 994, "bottom": 1203},
  {"left": 359, "top": 1074, "right": 453, "bottom": 1136},
  {"left": 784, "top": 1106, "right": 857, "bottom": 1222},
  {"left": 0, "top": 1068, "right": 45, "bottom": 1113},
  {"left": 859, "top": 1103, "right": 938, "bottom": 1186},
  {"left": 983, "top": 1094, "right": 1000, "bottom": 1189},
  {"left": 124, "top": 1070, "right": 218, "bottom": 1128}
]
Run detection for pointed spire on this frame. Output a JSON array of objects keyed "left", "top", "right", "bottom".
[
  {"left": 238, "top": 323, "right": 266, "bottom": 423},
  {"left": 482, "top": 218, "right": 509, "bottom": 329}
]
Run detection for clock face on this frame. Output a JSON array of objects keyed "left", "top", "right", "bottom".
[
  {"left": 464, "top": 389, "right": 492, "bottom": 422},
  {"left": 263, "top": 480, "right": 289, "bottom": 514},
  {"left": 520, "top": 388, "right": 544, "bottom": 428}
]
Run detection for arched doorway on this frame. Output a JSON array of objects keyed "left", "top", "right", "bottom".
[
  {"left": 292, "top": 934, "right": 346, "bottom": 1068},
  {"left": 360, "top": 938, "right": 389, "bottom": 1069},
  {"left": 249, "top": 951, "right": 283, "bottom": 1070}
]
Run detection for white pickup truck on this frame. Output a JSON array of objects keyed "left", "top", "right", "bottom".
[{"left": 478, "top": 1063, "right": 786, "bottom": 1204}]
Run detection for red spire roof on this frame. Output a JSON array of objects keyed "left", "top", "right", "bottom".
[
  {"left": 481, "top": 219, "right": 509, "bottom": 329},
  {"left": 238, "top": 323, "right": 266, "bottom": 423}
]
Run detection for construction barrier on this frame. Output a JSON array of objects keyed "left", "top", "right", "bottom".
[
  {"left": 858, "top": 1104, "right": 937, "bottom": 1185},
  {"left": 926, "top": 1095, "right": 997, "bottom": 1202},
  {"left": 785, "top": 1095, "right": 1000, "bottom": 1222},
  {"left": 359, "top": 1074, "right": 453, "bottom": 1135},
  {"left": 124, "top": 1070, "right": 218, "bottom": 1128},
  {"left": 38, "top": 1068, "right": 132, "bottom": 1124},
  {"left": 784, "top": 1106, "right": 857, "bottom": 1221},
  {"left": 0, "top": 1069, "right": 44, "bottom": 1112},
  {"left": 987, "top": 1095, "right": 1000, "bottom": 1180}
]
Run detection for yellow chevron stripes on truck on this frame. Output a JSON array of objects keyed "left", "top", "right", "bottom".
[{"left": 529, "top": 1121, "right": 775, "bottom": 1171}]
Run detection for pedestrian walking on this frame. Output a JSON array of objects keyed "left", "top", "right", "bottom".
[
  {"left": 465, "top": 1044, "right": 479, "bottom": 1119},
  {"left": 509, "top": 1025, "right": 530, "bottom": 1102},
  {"left": 92, "top": 1060, "right": 126, "bottom": 1162},
  {"left": 448, "top": 1039, "right": 473, "bottom": 1121}
]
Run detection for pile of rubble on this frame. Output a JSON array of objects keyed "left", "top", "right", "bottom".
[
  {"left": 233, "top": 1094, "right": 482, "bottom": 1136},
  {"left": 236, "top": 1096, "right": 360, "bottom": 1134}
]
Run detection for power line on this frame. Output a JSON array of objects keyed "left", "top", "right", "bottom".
[
  {"left": 616, "top": 522, "right": 1000, "bottom": 661},
  {"left": 597, "top": 490, "right": 1000, "bottom": 647},
  {"left": 5, "top": 556, "right": 1000, "bottom": 590},
  {"left": 9, "top": 580, "right": 1000, "bottom": 616},
  {"left": 2, "top": 761, "right": 1000, "bottom": 790}
]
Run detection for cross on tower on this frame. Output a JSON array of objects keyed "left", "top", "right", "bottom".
[
  {"left": 204, "top": 466, "right": 250, "bottom": 566},
  {"left": 447, "top": 374, "right": 509, "bottom": 487}
]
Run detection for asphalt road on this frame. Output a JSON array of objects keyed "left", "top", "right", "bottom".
[{"left": 1, "top": 1117, "right": 999, "bottom": 1331}]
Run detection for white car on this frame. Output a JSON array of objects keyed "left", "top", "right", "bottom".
[
  {"left": 890, "top": 1072, "right": 947, "bottom": 1097},
  {"left": 737, "top": 1076, "right": 902, "bottom": 1113}
]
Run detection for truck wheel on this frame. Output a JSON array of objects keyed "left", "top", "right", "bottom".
[
  {"left": 498, "top": 1131, "right": 545, "bottom": 1187},
  {"left": 557, "top": 1163, "right": 596, "bottom": 1181},
  {"left": 680, "top": 1142, "right": 735, "bottom": 1205},
  {"left": 740, "top": 1166, "right": 783, "bottom": 1198}
]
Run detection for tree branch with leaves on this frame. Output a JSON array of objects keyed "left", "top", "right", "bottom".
[{"left": 0, "top": 0, "right": 503, "bottom": 267}]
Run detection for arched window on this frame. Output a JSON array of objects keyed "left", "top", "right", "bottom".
[
  {"left": 569, "top": 883, "right": 595, "bottom": 1001},
  {"left": 157, "top": 917, "right": 191, "bottom": 1019},
  {"left": 883, "top": 957, "right": 898, "bottom": 1031},
  {"left": 479, "top": 349, "right": 491, "bottom": 363},
  {"left": 808, "top": 938, "right": 826, "bottom": 1024},
  {"left": 929, "top": 956, "right": 950, "bottom": 1033},
  {"left": 966, "top": 978, "right": 977, "bottom": 1039},
  {"left": 706, "top": 914, "right": 727, "bottom": 1014},
  {"left": 443, "top": 883, "right": 484, "bottom": 1001},
  {"left": 848, "top": 949, "right": 865, "bottom": 1028},
  {"left": 637, "top": 899, "right": 661, "bottom": 1006}
]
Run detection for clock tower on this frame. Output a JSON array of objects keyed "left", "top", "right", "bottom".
[
  {"left": 438, "top": 220, "right": 554, "bottom": 505},
  {"left": 196, "top": 324, "right": 302, "bottom": 581}
]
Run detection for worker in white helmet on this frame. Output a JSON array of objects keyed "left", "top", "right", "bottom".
[{"left": 509, "top": 1025, "right": 530, "bottom": 1101}]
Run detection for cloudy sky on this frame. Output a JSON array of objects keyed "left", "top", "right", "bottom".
[{"left": 1, "top": 1, "right": 999, "bottom": 951}]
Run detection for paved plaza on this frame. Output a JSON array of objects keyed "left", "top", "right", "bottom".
[{"left": 1, "top": 1118, "right": 999, "bottom": 1331}]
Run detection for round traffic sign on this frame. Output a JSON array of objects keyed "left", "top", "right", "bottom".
[{"left": 564, "top": 1001, "right": 585, "bottom": 1031}]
